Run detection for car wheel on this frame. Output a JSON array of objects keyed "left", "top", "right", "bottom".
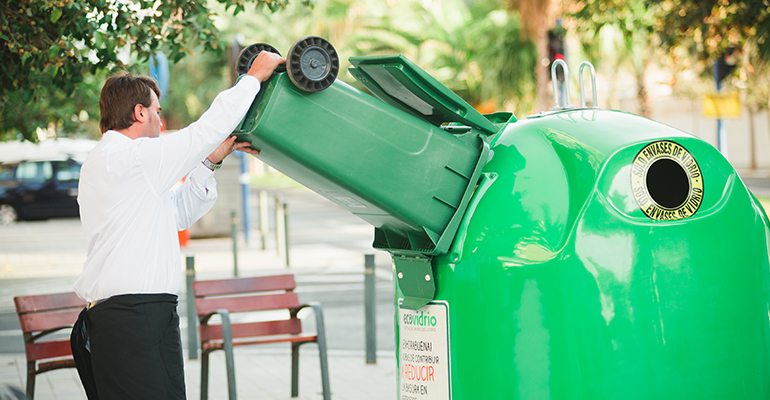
[{"left": 0, "top": 204, "right": 18, "bottom": 225}]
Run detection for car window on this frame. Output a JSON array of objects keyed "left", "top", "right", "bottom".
[
  {"left": 0, "top": 164, "right": 14, "bottom": 181},
  {"left": 16, "top": 162, "right": 53, "bottom": 184},
  {"left": 56, "top": 160, "right": 81, "bottom": 182}
]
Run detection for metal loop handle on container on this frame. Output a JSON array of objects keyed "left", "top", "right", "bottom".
[
  {"left": 551, "top": 59, "right": 571, "bottom": 108},
  {"left": 579, "top": 61, "right": 598, "bottom": 108}
]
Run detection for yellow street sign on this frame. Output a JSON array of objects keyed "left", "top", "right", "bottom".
[{"left": 703, "top": 92, "right": 740, "bottom": 118}]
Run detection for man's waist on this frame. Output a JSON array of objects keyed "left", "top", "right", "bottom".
[{"left": 86, "top": 293, "right": 178, "bottom": 309}]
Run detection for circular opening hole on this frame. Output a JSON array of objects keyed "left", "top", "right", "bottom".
[{"left": 646, "top": 158, "right": 689, "bottom": 208}]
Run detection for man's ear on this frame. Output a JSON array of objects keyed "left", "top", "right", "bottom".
[{"left": 134, "top": 104, "right": 145, "bottom": 123}]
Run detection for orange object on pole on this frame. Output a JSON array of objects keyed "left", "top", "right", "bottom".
[
  {"left": 178, "top": 229, "right": 190, "bottom": 247},
  {"left": 176, "top": 172, "right": 189, "bottom": 248}
]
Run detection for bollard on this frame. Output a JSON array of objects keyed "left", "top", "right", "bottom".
[
  {"left": 238, "top": 152, "right": 251, "bottom": 245},
  {"left": 283, "top": 203, "right": 290, "bottom": 267},
  {"left": 230, "top": 211, "right": 239, "bottom": 277},
  {"left": 364, "top": 254, "right": 377, "bottom": 364},
  {"left": 185, "top": 255, "right": 198, "bottom": 359},
  {"left": 259, "top": 190, "right": 268, "bottom": 250},
  {"left": 276, "top": 197, "right": 286, "bottom": 262}
]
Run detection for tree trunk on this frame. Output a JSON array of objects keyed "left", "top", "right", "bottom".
[
  {"left": 748, "top": 104, "right": 756, "bottom": 171},
  {"left": 508, "top": 0, "right": 554, "bottom": 113},
  {"left": 635, "top": 60, "right": 652, "bottom": 118},
  {"left": 536, "top": 28, "right": 552, "bottom": 111}
]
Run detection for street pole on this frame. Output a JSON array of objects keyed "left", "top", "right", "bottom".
[
  {"left": 283, "top": 203, "right": 290, "bottom": 267},
  {"left": 259, "top": 190, "right": 268, "bottom": 250},
  {"left": 185, "top": 255, "right": 198, "bottom": 359},
  {"left": 238, "top": 152, "right": 250, "bottom": 245},
  {"left": 276, "top": 197, "right": 286, "bottom": 262},
  {"left": 231, "top": 211, "right": 239, "bottom": 277},
  {"left": 714, "top": 59, "right": 728, "bottom": 158},
  {"left": 364, "top": 254, "right": 377, "bottom": 364}
]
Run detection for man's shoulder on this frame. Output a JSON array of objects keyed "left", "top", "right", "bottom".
[{"left": 82, "top": 133, "right": 142, "bottom": 171}]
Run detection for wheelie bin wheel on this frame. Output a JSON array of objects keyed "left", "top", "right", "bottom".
[
  {"left": 286, "top": 36, "right": 339, "bottom": 92},
  {"left": 236, "top": 43, "right": 284, "bottom": 76}
]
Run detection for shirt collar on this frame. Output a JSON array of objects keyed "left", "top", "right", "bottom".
[{"left": 103, "top": 130, "right": 132, "bottom": 142}]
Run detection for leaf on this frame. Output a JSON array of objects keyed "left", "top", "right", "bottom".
[
  {"left": 51, "top": 7, "right": 62, "bottom": 23},
  {"left": 48, "top": 44, "right": 60, "bottom": 58}
]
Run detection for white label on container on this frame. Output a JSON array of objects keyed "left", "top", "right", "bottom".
[{"left": 398, "top": 300, "right": 451, "bottom": 400}]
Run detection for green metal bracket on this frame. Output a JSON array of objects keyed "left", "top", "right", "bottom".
[{"left": 393, "top": 255, "right": 435, "bottom": 310}]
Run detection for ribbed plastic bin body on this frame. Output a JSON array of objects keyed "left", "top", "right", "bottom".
[{"left": 233, "top": 73, "right": 483, "bottom": 253}]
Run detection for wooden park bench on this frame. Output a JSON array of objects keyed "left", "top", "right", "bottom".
[
  {"left": 14, "top": 292, "right": 86, "bottom": 400},
  {"left": 193, "top": 274, "right": 331, "bottom": 400}
]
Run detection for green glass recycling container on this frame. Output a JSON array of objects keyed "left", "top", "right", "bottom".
[{"left": 393, "top": 108, "right": 770, "bottom": 399}]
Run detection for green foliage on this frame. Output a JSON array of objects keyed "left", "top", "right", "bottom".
[
  {"left": 570, "top": 0, "right": 770, "bottom": 112},
  {"left": 161, "top": 45, "right": 230, "bottom": 129},
  {"left": 0, "top": 0, "right": 312, "bottom": 142},
  {"left": 570, "top": 0, "right": 657, "bottom": 114},
  {"left": 210, "top": 0, "right": 536, "bottom": 113},
  {"left": 0, "top": 68, "right": 106, "bottom": 142},
  {"left": 344, "top": 0, "right": 538, "bottom": 114},
  {"left": 464, "top": 2, "right": 538, "bottom": 113},
  {"left": 648, "top": 0, "right": 770, "bottom": 62},
  {"left": 212, "top": 0, "right": 537, "bottom": 113}
]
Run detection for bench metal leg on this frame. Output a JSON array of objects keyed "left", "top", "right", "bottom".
[
  {"left": 201, "top": 351, "right": 209, "bottom": 400},
  {"left": 26, "top": 363, "right": 36, "bottom": 400},
  {"left": 291, "top": 342, "right": 300, "bottom": 397},
  {"left": 220, "top": 309, "right": 237, "bottom": 400},
  {"left": 309, "top": 302, "right": 332, "bottom": 400},
  {"left": 318, "top": 330, "right": 331, "bottom": 400}
]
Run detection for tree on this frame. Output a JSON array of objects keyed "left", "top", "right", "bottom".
[
  {"left": 569, "top": 0, "right": 657, "bottom": 117},
  {"left": 506, "top": 0, "right": 556, "bottom": 111},
  {"left": 343, "top": 0, "right": 538, "bottom": 115},
  {"left": 215, "top": 0, "right": 538, "bottom": 115},
  {"left": 0, "top": 0, "right": 312, "bottom": 142},
  {"left": 649, "top": 0, "right": 770, "bottom": 63}
]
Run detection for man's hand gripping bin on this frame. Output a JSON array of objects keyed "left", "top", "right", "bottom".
[{"left": 234, "top": 41, "right": 770, "bottom": 399}]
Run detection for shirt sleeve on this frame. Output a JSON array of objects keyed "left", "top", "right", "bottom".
[
  {"left": 137, "top": 75, "right": 261, "bottom": 195},
  {"left": 173, "top": 162, "right": 218, "bottom": 231}
]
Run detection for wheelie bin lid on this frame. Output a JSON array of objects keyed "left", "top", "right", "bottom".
[{"left": 349, "top": 54, "right": 498, "bottom": 135}]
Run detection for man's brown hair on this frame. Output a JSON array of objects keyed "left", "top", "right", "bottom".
[{"left": 99, "top": 72, "right": 161, "bottom": 134}]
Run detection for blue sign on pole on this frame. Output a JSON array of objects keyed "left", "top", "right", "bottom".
[{"left": 149, "top": 53, "right": 170, "bottom": 102}]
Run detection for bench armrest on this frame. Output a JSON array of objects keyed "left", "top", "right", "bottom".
[
  {"left": 199, "top": 309, "right": 234, "bottom": 336},
  {"left": 294, "top": 302, "right": 327, "bottom": 346}
]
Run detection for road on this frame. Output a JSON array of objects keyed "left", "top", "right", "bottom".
[{"left": 0, "top": 184, "right": 398, "bottom": 355}]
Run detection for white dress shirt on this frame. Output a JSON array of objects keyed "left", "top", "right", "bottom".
[{"left": 74, "top": 76, "right": 261, "bottom": 303}]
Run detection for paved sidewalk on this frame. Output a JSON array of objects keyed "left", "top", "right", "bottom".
[{"left": 0, "top": 348, "right": 397, "bottom": 400}]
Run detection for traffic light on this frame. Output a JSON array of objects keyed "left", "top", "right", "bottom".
[
  {"left": 714, "top": 47, "right": 737, "bottom": 86},
  {"left": 548, "top": 26, "right": 566, "bottom": 81}
]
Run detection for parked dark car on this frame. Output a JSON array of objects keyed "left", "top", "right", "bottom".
[{"left": 0, "top": 158, "right": 82, "bottom": 224}]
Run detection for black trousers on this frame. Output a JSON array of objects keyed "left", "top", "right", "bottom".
[{"left": 70, "top": 294, "right": 185, "bottom": 400}]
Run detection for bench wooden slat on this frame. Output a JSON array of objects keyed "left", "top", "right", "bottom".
[
  {"left": 193, "top": 275, "right": 296, "bottom": 297},
  {"left": 19, "top": 309, "right": 81, "bottom": 334},
  {"left": 14, "top": 292, "right": 85, "bottom": 313},
  {"left": 199, "top": 319, "right": 302, "bottom": 342},
  {"left": 201, "top": 333, "right": 318, "bottom": 352},
  {"left": 26, "top": 340, "right": 73, "bottom": 361},
  {"left": 38, "top": 359, "right": 77, "bottom": 374},
  {"left": 195, "top": 292, "right": 300, "bottom": 316}
]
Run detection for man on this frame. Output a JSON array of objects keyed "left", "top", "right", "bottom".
[{"left": 70, "top": 50, "right": 285, "bottom": 400}]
